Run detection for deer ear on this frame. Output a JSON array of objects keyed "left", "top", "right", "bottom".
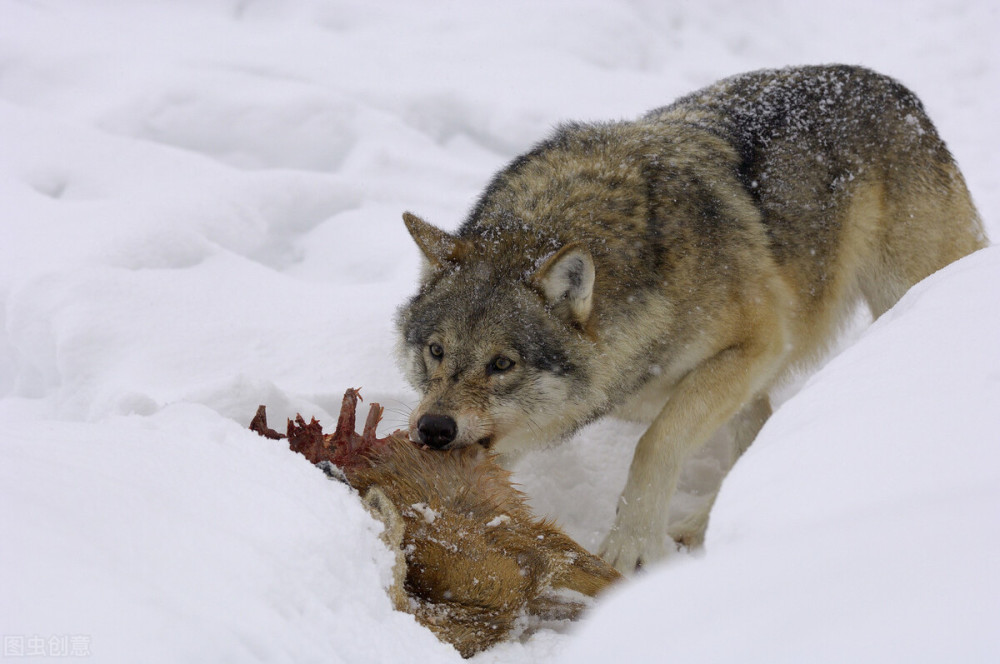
[
  {"left": 531, "top": 243, "right": 595, "bottom": 325},
  {"left": 403, "top": 212, "right": 468, "bottom": 278}
]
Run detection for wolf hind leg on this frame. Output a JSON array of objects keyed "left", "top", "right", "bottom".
[
  {"left": 857, "top": 167, "right": 987, "bottom": 319},
  {"left": 668, "top": 394, "right": 771, "bottom": 550}
]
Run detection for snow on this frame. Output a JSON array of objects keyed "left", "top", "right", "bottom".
[{"left": 1, "top": 1, "right": 997, "bottom": 662}]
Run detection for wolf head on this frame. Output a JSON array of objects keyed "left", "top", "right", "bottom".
[{"left": 395, "top": 212, "right": 597, "bottom": 454}]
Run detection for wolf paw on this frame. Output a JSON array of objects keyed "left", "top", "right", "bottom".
[
  {"left": 667, "top": 512, "right": 708, "bottom": 552},
  {"left": 598, "top": 526, "right": 669, "bottom": 574}
]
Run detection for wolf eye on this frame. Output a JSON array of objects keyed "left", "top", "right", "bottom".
[
  {"left": 488, "top": 356, "right": 515, "bottom": 374},
  {"left": 428, "top": 342, "right": 444, "bottom": 359}
]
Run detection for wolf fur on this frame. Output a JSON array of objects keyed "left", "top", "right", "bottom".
[{"left": 395, "top": 65, "right": 988, "bottom": 572}]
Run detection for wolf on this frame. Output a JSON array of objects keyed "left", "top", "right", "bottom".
[{"left": 394, "top": 65, "right": 988, "bottom": 573}]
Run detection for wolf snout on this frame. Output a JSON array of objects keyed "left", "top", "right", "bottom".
[{"left": 416, "top": 414, "right": 458, "bottom": 449}]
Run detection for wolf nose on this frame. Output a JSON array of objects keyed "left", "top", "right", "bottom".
[{"left": 417, "top": 414, "right": 457, "bottom": 449}]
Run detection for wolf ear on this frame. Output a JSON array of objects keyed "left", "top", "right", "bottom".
[
  {"left": 531, "top": 243, "right": 595, "bottom": 326},
  {"left": 403, "top": 212, "right": 468, "bottom": 277}
]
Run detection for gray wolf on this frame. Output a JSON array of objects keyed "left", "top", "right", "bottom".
[{"left": 394, "top": 65, "right": 988, "bottom": 573}]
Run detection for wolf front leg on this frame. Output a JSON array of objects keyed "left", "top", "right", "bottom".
[
  {"left": 666, "top": 393, "right": 772, "bottom": 550},
  {"left": 599, "top": 325, "right": 786, "bottom": 573}
]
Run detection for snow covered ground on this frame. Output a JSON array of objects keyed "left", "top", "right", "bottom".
[{"left": 2, "top": 1, "right": 998, "bottom": 661}]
